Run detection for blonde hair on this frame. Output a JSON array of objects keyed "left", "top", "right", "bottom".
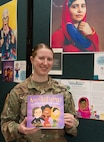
[{"left": 32, "top": 43, "right": 53, "bottom": 58}]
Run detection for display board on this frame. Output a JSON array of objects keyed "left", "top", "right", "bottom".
[{"left": 0, "top": 0, "right": 104, "bottom": 142}]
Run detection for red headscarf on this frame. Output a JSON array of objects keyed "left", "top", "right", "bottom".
[
  {"left": 77, "top": 97, "right": 91, "bottom": 118},
  {"left": 61, "top": 0, "right": 86, "bottom": 40}
]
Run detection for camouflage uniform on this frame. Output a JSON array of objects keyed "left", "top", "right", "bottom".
[{"left": 1, "top": 75, "right": 79, "bottom": 142}]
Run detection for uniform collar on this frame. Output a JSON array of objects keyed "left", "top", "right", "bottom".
[{"left": 28, "top": 75, "right": 56, "bottom": 91}]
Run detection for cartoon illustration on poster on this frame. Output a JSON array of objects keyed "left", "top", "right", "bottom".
[
  {"left": 0, "top": 0, "right": 17, "bottom": 60},
  {"left": 61, "top": 79, "right": 104, "bottom": 120},
  {"left": 14, "top": 61, "right": 26, "bottom": 83}
]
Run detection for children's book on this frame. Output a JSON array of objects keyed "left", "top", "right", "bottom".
[{"left": 27, "top": 94, "right": 64, "bottom": 129}]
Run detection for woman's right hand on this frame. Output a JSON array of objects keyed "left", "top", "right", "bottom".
[
  {"left": 18, "top": 117, "right": 39, "bottom": 135},
  {"left": 78, "top": 21, "right": 92, "bottom": 36}
]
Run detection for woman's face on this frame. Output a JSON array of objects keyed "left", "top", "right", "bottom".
[
  {"left": 30, "top": 47, "right": 53, "bottom": 76},
  {"left": 79, "top": 100, "right": 87, "bottom": 110},
  {"left": 69, "top": 0, "right": 86, "bottom": 23}
]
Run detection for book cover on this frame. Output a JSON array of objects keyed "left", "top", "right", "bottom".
[
  {"left": 27, "top": 94, "right": 64, "bottom": 129},
  {"left": 2, "top": 60, "right": 26, "bottom": 82},
  {"left": 2, "top": 61, "right": 14, "bottom": 82}
]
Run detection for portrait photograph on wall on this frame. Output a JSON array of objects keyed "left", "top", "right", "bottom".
[
  {"left": 50, "top": 0, "right": 104, "bottom": 53},
  {"left": 0, "top": 0, "right": 17, "bottom": 61}
]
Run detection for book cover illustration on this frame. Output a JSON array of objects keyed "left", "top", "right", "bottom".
[
  {"left": 14, "top": 61, "right": 26, "bottom": 83},
  {"left": 27, "top": 94, "right": 64, "bottom": 129},
  {"left": 2, "top": 60, "right": 26, "bottom": 82},
  {"left": 2, "top": 61, "right": 14, "bottom": 82}
]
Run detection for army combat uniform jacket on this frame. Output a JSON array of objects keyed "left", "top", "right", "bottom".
[{"left": 1, "top": 75, "right": 79, "bottom": 142}]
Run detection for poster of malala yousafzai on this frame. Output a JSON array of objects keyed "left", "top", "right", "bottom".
[
  {"left": 0, "top": 0, "right": 17, "bottom": 61},
  {"left": 50, "top": 0, "right": 104, "bottom": 53}
]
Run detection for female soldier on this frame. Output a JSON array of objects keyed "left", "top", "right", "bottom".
[{"left": 1, "top": 43, "right": 79, "bottom": 142}]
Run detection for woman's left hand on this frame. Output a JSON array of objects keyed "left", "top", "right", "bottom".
[{"left": 64, "top": 113, "right": 75, "bottom": 128}]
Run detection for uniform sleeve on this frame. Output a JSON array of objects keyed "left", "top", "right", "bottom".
[
  {"left": 1, "top": 91, "right": 21, "bottom": 141},
  {"left": 64, "top": 91, "right": 79, "bottom": 136}
]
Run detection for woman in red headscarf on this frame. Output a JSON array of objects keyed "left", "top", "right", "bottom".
[{"left": 51, "top": 0, "right": 99, "bottom": 52}]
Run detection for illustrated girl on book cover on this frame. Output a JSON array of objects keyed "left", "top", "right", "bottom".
[
  {"left": 41, "top": 104, "right": 52, "bottom": 127},
  {"left": 31, "top": 107, "right": 43, "bottom": 127},
  {"left": 51, "top": 107, "right": 60, "bottom": 127}
]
